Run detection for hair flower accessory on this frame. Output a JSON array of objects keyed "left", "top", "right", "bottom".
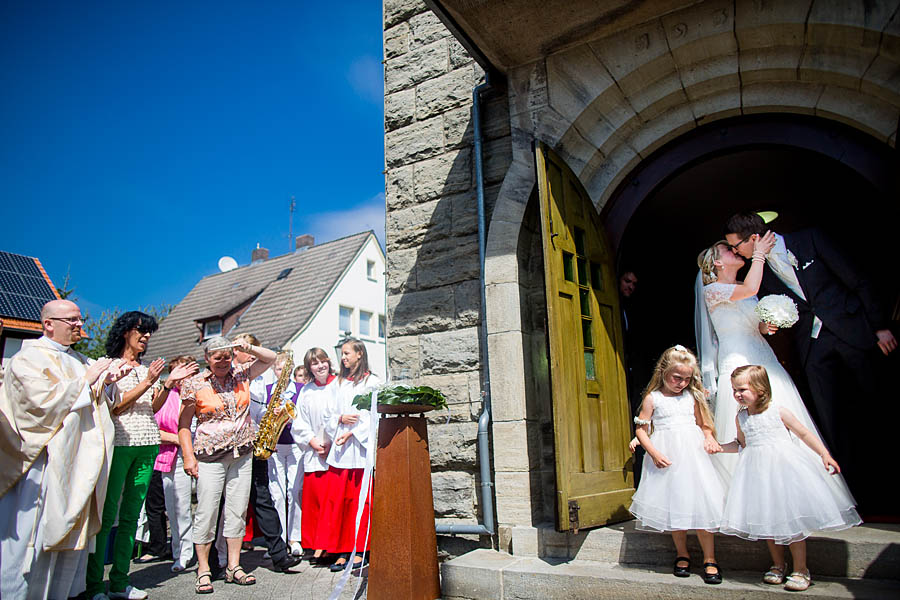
[{"left": 674, "top": 344, "right": 688, "bottom": 352}]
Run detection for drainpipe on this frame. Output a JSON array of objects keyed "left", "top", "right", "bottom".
[{"left": 435, "top": 77, "right": 495, "bottom": 537}]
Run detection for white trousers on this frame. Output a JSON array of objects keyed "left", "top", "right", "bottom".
[
  {"left": 268, "top": 443, "right": 303, "bottom": 543},
  {"left": 193, "top": 451, "right": 252, "bottom": 544},
  {"left": 162, "top": 451, "right": 194, "bottom": 567},
  {"left": 0, "top": 452, "right": 90, "bottom": 600}
]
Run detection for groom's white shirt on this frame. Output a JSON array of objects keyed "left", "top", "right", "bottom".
[{"left": 767, "top": 234, "right": 822, "bottom": 339}]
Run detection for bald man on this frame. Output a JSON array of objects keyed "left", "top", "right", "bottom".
[{"left": 0, "top": 300, "right": 131, "bottom": 600}]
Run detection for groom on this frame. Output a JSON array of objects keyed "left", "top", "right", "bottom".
[{"left": 724, "top": 213, "right": 896, "bottom": 460}]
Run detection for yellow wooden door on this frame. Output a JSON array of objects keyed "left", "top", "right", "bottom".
[{"left": 535, "top": 143, "right": 634, "bottom": 532}]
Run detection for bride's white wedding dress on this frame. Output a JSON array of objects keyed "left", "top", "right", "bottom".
[{"left": 699, "top": 282, "right": 851, "bottom": 489}]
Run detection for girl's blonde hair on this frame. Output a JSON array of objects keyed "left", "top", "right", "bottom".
[
  {"left": 697, "top": 241, "right": 729, "bottom": 285},
  {"left": 731, "top": 365, "right": 772, "bottom": 412},
  {"left": 644, "top": 345, "right": 716, "bottom": 435}
]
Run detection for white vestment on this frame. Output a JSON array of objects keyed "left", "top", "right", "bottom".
[{"left": 0, "top": 337, "right": 114, "bottom": 600}]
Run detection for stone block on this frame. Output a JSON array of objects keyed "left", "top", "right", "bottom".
[
  {"left": 741, "top": 81, "right": 821, "bottom": 115},
  {"left": 417, "top": 371, "right": 474, "bottom": 406},
  {"left": 385, "top": 116, "right": 445, "bottom": 167},
  {"left": 386, "top": 197, "right": 451, "bottom": 250},
  {"left": 440, "top": 549, "right": 514, "bottom": 600},
  {"left": 384, "top": 88, "right": 415, "bottom": 132},
  {"left": 413, "top": 148, "right": 472, "bottom": 202},
  {"left": 454, "top": 279, "right": 482, "bottom": 328},
  {"left": 494, "top": 471, "right": 534, "bottom": 525},
  {"left": 861, "top": 56, "right": 900, "bottom": 107},
  {"left": 416, "top": 235, "right": 480, "bottom": 289},
  {"left": 448, "top": 37, "right": 473, "bottom": 69},
  {"left": 387, "top": 334, "right": 420, "bottom": 374},
  {"left": 432, "top": 471, "right": 474, "bottom": 517},
  {"left": 448, "top": 191, "right": 477, "bottom": 237},
  {"left": 487, "top": 331, "right": 527, "bottom": 422},
  {"left": 508, "top": 60, "right": 549, "bottom": 119},
  {"left": 485, "top": 282, "right": 521, "bottom": 334},
  {"left": 383, "top": 0, "right": 426, "bottom": 29},
  {"left": 491, "top": 420, "right": 534, "bottom": 472},
  {"left": 386, "top": 246, "right": 418, "bottom": 293},
  {"left": 556, "top": 127, "right": 597, "bottom": 177},
  {"left": 428, "top": 420, "right": 478, "bottom": 469},
  {"left": 388, "top": 286, "right": 457, "bottom": 336},
  {"left": 383, "top": 22, "right": 409, "bottom": 59},
  {"left": 546, "top": 44, "right": 617, "bottom": 125},
  {"left": 416, "top": 67, "right": 475, "bottom": 121},
  {"left": 738, "top": 46, "right": 803, "bottom": 85},
  {"left": 662, "top": 0, "right": 736, "bottom": 62},
  {"left": 409, "top": 10, "right": 449, "bottom": 50},
  {"left": 816, "top": 85, "right": 898, "bottom": 141},
  {"left": 384, "top": 38, "right": 448, "bottom": 94},
  {"left": 690, "top": 89, "right": 741, "bottom": 123},
  {"left": 582, "top": 142, "right": 641, "bottom": 210},
  {"left": 482, "top": 136, "right": 512, "bottom": 185},
  {"left": 443, "top": 105, "right": 474, "bottom": 148},
  {"left": 421, "top": 327, "right": 480, "bottom": 375},
  {"left": 734, "top": 0, "right": 807, "bottom": 50},
  {"left": 386, "top": 165, "right": 414, "bottom": 210},
  {"left": 799, "top": 46, "right": 875, "bottom": 88},
  {"left": 482, "top": 93, "right": 511, "bottom": 140},
  {"left": 484, "top": 221, "right": 524, "bottom": 286},
  {"left": 679, "top": 55, "right": 739, "bottom": 100}
]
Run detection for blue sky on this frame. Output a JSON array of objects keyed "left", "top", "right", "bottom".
[{"left": 1, "top": 1, "right": 385, "bottom": 318}]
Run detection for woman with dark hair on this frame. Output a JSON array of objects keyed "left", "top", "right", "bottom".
[
  {"left": 86, "top": 312, "right": 198, "bottom": 600},
  {"left": 320, "top": 338, "right": 380, "bottom": 571}
]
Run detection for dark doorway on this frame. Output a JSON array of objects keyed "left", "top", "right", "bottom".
[{"left": 604, "top": 114, "right": 899, "bottom": 516}]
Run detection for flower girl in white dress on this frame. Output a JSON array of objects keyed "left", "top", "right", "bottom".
[
  {"left": 629, "top": 346, "right": 728, "bottom": 584},
  {"left": 719, "top": 365, "right": 861, "bottom": 592}
]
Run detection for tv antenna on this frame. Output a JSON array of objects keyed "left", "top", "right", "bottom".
[{"left": 288, "top": 195, "right": 296, "bottom": 252}]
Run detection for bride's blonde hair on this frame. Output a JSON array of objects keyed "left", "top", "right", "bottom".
[
  {"left": 643, "top": 345, "right": 716, "bottom": 436},
  {"left": 697, "top": 241, "right": 729, "bottom": 285}
]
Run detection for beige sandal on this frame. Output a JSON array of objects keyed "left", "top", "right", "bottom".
[
  {"left": 784, "top": 570, "right": 811, "bottom": 592},
  {"left": 763, "top": 564, "right": 786, "bottom": 584}
]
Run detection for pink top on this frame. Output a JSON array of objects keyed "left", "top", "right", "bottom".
[{"left": 154, "top": 388, "right": 181, "bottom": 472}]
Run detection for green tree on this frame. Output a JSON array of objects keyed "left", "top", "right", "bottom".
[{"left": 73, "top": 304, "right": 173, "bottom": 359}]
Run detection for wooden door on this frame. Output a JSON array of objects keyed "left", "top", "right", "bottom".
[{"left": 535, "top": 143, "right": 634, "bottom": 532}]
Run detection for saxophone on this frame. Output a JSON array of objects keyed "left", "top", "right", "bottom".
[{"left": 253, "top": 351, "right": 296, "bottom": 460}]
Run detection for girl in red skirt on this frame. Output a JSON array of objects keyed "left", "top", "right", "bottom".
[
  {"left": 320, "top": 338, "right": 381, "bottom": 571},
  {"left": 293, "top": 347, "right": 338, "bottom": 563}
]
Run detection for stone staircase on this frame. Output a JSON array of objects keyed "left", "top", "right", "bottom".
[{"left": 440, "top": 522, "right": 900, "bottom": 599}]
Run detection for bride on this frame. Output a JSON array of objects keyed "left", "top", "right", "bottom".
[{"left": 694, "top": 233, "right": 842, "bottom": 477}]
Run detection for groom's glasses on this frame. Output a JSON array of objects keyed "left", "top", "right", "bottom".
[{"left": 728, "top": 235, "right": 754, "bottom": 252}]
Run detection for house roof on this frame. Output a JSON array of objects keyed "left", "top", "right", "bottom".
[
  {"left": 0, "top": 251, "right": 61, "bottom": 328},
  {"left": 146, "top": 231, "right": 375, "bottom": 360}
]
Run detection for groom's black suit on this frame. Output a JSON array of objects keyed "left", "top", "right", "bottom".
[{"left": 758, "top": 228, "right": 887, "bottom": 455}]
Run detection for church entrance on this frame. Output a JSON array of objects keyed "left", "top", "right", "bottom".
[{"left": 604, "top": 114, "right": 899, "bottom": 516}]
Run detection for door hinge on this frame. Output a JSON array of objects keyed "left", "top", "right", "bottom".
[{"left": 568, "top": 499, "right": 580, "bottom": 534}]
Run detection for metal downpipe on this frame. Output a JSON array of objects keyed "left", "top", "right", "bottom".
[{"left": 435, "top": 78, "right": 495, "bottom": 537}]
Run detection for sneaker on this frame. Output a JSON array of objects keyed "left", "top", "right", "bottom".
[
  {"left": 108, "top": 586, "right": 148, "bottom": 600},
  {"left": 290, "top": 541, "right": 303, "bottom": 556}
]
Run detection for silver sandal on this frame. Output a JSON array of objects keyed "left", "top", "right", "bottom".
[
  {"left": 784, "top": 570, "right": 811, "bottom": 592},
  {"left": 763, "top": 564, "right": 786, "bottom": 584}
]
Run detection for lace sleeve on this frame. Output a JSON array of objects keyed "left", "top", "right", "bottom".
[{"left": 704, "top": 283, "right": 736, "bottom": 310}]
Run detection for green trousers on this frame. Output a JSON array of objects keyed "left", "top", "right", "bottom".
[{"left": 86, "top": 444, "right": 158, "bottom": 596}]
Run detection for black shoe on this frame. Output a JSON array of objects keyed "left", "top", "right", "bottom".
[
  {"left": 702, "top": 561, "right": 722, "bottom": 585},
  {"left": 350, "top": 553, "right": 368, "bottom": 571},
  {"left": 673, "top": 556, "right": 690, "bottom": 578},
  {"left": 329, "top": 554, "right": 350, "bottom": 572},
  {"left": 272, "top": 554, "right": 302, "bottom": 573}
]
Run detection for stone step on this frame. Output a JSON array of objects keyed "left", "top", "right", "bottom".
[
  {"left": 506, "top": 522, "right": 900, "bottom": 580},
  {"left": 441, "top": 549, "right": 900, "bottom": 600}
]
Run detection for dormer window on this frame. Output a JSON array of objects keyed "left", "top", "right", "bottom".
[{"left": 203, "top": 319, "right": 223, "bottom": 339}]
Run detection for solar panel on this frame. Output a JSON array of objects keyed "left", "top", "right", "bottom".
[{"left": 0, "top": 251, "right": 58, "bottom": 322}]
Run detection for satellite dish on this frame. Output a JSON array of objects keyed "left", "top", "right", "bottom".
[{"left": 218, "top": 256, "right": 238, "bottom": 272}]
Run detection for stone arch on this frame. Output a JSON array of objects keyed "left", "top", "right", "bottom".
[{"left": 482, "top": 3, "right": 899, "bottom": 524}]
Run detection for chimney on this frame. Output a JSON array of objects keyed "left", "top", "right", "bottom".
[
  {"left": 295, "top": 234, "right": 314, "bottom": 251},
  {"left": 251, "top": 243, "right": 269, "bottom": 263}
]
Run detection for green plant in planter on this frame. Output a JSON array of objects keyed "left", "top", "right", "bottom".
[{"left": 352, "top": 385, "right": 448, "bottom": 411}]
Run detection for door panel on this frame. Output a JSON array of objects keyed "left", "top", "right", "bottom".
[{"left": 535, "top": 143, "right": 634, "bottom": 532}]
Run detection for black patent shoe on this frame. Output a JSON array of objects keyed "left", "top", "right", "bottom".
[
  {"left": 272, "top": 553, "right": 302, "bottom": 573},
  {"left": 673, "top": 556, "right": 690, "bottom": 578},
  {"left": 702, "top": 561, "right": 722, "bottom": 584},
  {"left": 329, "top": 553, "right": 350, "bottom": 572}
]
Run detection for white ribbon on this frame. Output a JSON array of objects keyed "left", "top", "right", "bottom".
[{"left": 328, "top": 388, "right": 379, "bottom": 600}]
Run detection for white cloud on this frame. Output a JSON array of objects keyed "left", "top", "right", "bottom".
[
  {"left": 347, "top": 55, "right": 384, "bottom": 105},
  {"left": 304, "top": 193, "right": 385, "bottom": 248}
]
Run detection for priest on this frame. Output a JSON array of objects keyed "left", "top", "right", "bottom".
[{"left": 0, "top": 299, "right": 131, "bottom": 600}]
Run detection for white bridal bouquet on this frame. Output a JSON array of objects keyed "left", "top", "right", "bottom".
[{"left": 755, "top": 294, "right": 800, "bottom": 328}]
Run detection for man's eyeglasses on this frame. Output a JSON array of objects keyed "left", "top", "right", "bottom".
[
  {"left": 728, "top": 234, "right": 754, "bottom": 251},
  {"left": 47, "top": 316, "right": 86, "bottom": 326}
]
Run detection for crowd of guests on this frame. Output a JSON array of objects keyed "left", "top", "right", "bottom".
[{"left": 0, "top": 300, "right": 380, "bottom": 599}]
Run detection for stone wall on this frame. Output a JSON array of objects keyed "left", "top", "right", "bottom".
[{"left": 382, "top": 0, "right": 512, "bottom": 552}]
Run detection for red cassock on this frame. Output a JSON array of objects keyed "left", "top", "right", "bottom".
[
  {"left": 301, "top": 470, "right": 329, "bottom": 549},
  {"left": 315, "top": 466, "right": 372, "bottom": 553}
]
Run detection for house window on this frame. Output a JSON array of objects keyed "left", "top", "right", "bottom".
[
  {"left": 378, "top": 315, "right": 386, "bottom": 339},
  {"left": 366, "top": 260, "right": 376, "bottom": 280},
  {"left": 359, "top": 311, "right": 373, "bottom": 337},
  {"left": 339, "top": 306, "right": 353, "bottom": 333},
  {"left": 203, "top": 320, "right": 223, "bottom": 339}
]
